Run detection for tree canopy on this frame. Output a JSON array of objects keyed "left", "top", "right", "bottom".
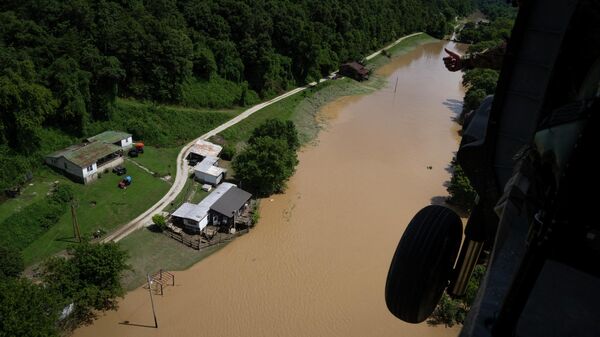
[
  {"left": 0, "top": 246, "right": 24, "bottom": 278},
  {"left": 41, "top": 242, "right": 129, "bottom": 329},
  {"left": 233, "top": 119, "right": 301, "bottom": 196},
  {"left": 0, "top": 278, "right": 62, "bottom": 337},
  {"left": 0, "top": 0, "right": 474, "bottom": 189}
]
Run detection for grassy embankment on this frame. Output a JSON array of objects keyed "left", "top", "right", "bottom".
[
  {"left": 219, "top": 33, "right": 437, "bottom": 147},
  {"left": 116, "top": 32, "right": 439, "bottom": 290}
]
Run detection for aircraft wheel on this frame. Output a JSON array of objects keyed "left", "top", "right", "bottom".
[{"left": 385, "top": 205, "right": 463, "bottom": 323}]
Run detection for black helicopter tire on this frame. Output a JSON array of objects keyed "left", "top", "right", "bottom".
[{"left": 385, "top": 205, "right": 463, "bottom": 323}]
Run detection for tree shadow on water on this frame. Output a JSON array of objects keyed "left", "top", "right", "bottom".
[{"left": 443, "top": 99, "right": 464, "bottom": 123}]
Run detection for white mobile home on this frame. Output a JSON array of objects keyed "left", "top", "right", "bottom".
[
  {"left": 170, "top": 182, "right": 236, "bottom": 233},
  {"left": 45, "top": 142, "right": 124, "bottom": 184}
]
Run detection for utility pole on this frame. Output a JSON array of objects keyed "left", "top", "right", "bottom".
[
  {"left": 71, "top": 202, "right": 82, "bottom": 243},
  {"left": 147, "top": 274, "right": 158, "bottom": 328}
]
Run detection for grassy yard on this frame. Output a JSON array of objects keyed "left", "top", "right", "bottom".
[
  {"left": 119, "top": 227, "right": 228, "bottom": 290},
  {"left": 129, "top": 146, "right": 181, "bottom": 177},
  {"left": 0, "top": 173, "right": 59, "bottom": 224},
  {"left": 21, "top": 162, "right": 170, "bottom": 265}
]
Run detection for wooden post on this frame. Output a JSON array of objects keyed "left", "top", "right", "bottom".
[{"left": 71, "top": 203, "right": 82, "bottom": 243}]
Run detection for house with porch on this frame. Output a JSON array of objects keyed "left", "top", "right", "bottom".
[
  {"left": 45, "top": 130, "right": 132, "bottom": 184},
  {"left": 171, "top": 182, "right": 235, "bottom": 233},
  {"left": 208, "top": 187, "right": 253, "bottom": 228},
  {"left": 170, "top": 183, "right": 252, "bottom": 233}
]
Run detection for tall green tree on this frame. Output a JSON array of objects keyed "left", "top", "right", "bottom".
[
  {"left": 0, "top": 278, "right": 61, "bottom": 337},
  {"left": 233, "top": 136, "right": 298, "bottom": 197},
  {"left": 0, "top": 246, "right": 24, "bottom": 278},
  {"left": 41, "top": 242, "right": 129, "bottom": 328},
  {"left": 249, "top": 118, "right": 300, "bottom": 151}
]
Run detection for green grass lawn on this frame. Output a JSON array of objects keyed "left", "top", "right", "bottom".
[
  {"left": 119, "top": 227, "right": 228, "bottom": 290},
  {"left": 190, "top": 186, "right": 209, "bottom": 204},
  {"left": 130, "top": 146, "right": 181, "bottom": 177},
  {"left": 21, "top": 162, "right": 170, "bottom": 265},
  {"left": 0, "top": 173, "right": 60, "bottom": 224}
]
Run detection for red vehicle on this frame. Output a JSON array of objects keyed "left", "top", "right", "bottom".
[{"left": 118, "top": 176, "right": 132, "bottom": 189}]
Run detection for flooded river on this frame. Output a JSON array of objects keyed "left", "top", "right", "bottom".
[{"left": 75, "top": 38, "right": 465, "bottom": 337}]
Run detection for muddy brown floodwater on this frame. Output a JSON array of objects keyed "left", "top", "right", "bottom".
[{"left": 74, "top": 39, "right": 466, "bottom": 337}]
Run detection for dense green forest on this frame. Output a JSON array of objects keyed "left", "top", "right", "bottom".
[{"left": 0, "top": 0, "right": 474, "bottom": 190}]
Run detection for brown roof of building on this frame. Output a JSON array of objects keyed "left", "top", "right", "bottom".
[
  {"left": 342, "top": 62, "right": 369, "bottom": 76},
  {"left": 189, "top": 140, "right": 223, "bottom": 158},
  {"left": 47, "top": 142, "right": 121, "bottom": 167}
]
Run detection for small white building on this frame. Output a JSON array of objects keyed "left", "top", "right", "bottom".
[
  {"left": 86, "top": 130, "right": 133, "bottom": 149},
  {"left": 171, "top": 182, "right": 235, "bottom": 232},
  {"left": 194, "top": 156, "right": 226, "bottom": 185},
  {"left": 188, "top": 140, "right": 222, "bottom": 161}
]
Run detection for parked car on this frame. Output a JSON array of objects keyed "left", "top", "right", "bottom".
[
  {"left": 189, "top": 158, "right": 199, "bottom": 166},
  {"left": 112, "top": 165, "right": 127, "bottom": 175},
  {"left": 128, "top": 149, "right": 139, "bottom": 157}
]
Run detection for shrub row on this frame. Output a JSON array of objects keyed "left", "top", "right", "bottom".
[{"left": 0, "top": 185, "right": 73, "bottom": 251}]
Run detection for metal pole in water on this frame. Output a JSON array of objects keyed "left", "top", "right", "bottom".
[{"left": 147, "top": 274, "right": 158, "bottom": 328}]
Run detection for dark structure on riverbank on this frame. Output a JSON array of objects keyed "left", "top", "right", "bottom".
[{"left": 339, "top": 62, "right": 369, "bottom": 81}]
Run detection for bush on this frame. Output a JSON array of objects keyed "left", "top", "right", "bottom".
[
  {"left": 220, "top": 143, "right": 237, "bottom": 161},
  {"left": 0, "top": 278, "right": 62, "bottom": 337},
  {"left": 428, "top": 265, "right": 486, "bottom": 327},
  {"left": 463, "top": 88, "right": 487, "bottom": 112},
  {"left": 446, "top": 162, "right": 477, "bottom": 213},
  {"left": 0, "top": 246, "right": 24, "bottom": 278},
  {"left": 41, "top": 242, "right": 129, "bottom": 329},
  {"left": 249, "top": 119, "right": 300, "bottom": 151},
  {"left": 50, "top": 184, "right": 73, "bottom": 204},
  {"left": 152, "top": 214, "right": 167, "bottom": 232},
  {"left": 233, "top": 136, "right": 298, "bottom": 197},
  {"left": 0, "top": 185, "right": 72, "bottom": 251}
]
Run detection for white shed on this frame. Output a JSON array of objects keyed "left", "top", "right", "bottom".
[{"left": 194, "top": 156, "right": 226, "bottom": 185}]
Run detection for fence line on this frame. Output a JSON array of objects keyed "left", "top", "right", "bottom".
[{"left": 163, "top": 228, "right": 250, "bottom": 251}]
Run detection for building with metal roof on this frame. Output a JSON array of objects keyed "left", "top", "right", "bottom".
[
  {"left": 45, "top": 130, "right": 132, "bottom": 184},
  {"left": 86, "top": 130, "right": 133, "bottom": 148},
  {"left": 194, "top": 156, "right": 227, "bottom": 185},
  {"left": 210, "top": 187, "right": 253, "bottom": 218},
  {"left": 188, "top": 140, "right": 223, "bottom": 161},
  {"left": 171, "top": 182, "right": 236, "bottom": 232}
]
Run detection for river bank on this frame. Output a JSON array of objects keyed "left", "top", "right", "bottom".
[
  {"left": 74, "top": 35, "right": 466, "bottom": 337},
  {"left": 116, "top": 33, "right": 441, "bottom": 290}
]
